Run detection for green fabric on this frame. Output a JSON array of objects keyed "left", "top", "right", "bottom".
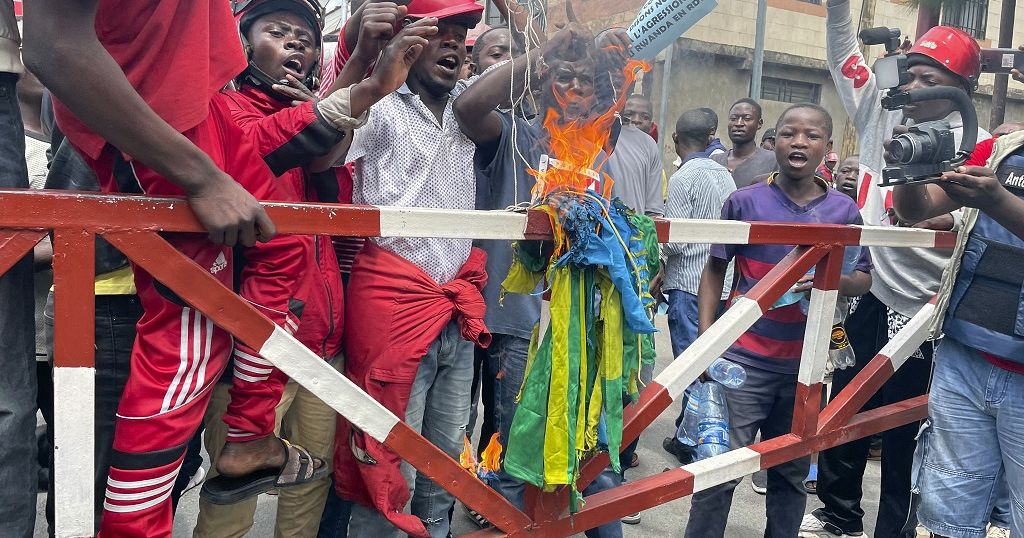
[{"left": 501, "top": 200, "right": 663, "bottom": 514}]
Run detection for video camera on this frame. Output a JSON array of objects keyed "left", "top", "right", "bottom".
[{"left": 858, "top": 27, "right": 979, "bottom": 186}]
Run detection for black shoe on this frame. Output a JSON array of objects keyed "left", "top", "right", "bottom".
[{"left": 662, "top": 437, "right": 696, "bottom": 465}]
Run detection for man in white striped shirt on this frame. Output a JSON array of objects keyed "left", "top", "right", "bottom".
[{"left": 663, "top": 109, "right": 736, "bottom": 358}]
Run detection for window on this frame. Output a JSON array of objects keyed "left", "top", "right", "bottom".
[
  {"left": 761, "top": 77, "right": 821, "bottom": 104},
  {"left": 942, "top": 0, "right": 988, "bottom": 40}
]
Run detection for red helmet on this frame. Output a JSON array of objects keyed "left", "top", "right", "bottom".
[
  {"left": 405, "top": 0, "right": 484, "bottom": 25},
  {"left": 232, "top": 0, "right": 325, "bottom": 92},
  {"left": 908, "top": 25, "right": 981, "bottom": 90}
]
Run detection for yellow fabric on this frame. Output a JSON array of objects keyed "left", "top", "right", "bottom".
[
  {"left": 543, "top": 268, "right": 571, "bottom": 489},
  {"left": 92, "top": 266, "right": 136, "bottom": 295}
]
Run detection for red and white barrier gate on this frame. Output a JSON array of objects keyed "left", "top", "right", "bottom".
[{"left": 0, "top": 189, "right": 955, "bottom": 537}]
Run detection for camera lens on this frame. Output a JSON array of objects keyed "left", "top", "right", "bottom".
[{"left": 889, "top": 136, "right": 914, "bottom": 164}]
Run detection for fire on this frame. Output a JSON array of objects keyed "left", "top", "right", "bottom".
[{"left": 529, "top": 57, "right": 652, "bottom": 203}]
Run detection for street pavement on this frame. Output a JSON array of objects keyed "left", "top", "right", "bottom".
[{"left": 37, "top": 316, "right": 890, "bottom": 537}]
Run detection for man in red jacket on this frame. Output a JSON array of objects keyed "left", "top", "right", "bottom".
[{"left": 193, "top": 1, "right": 347, "bottom": 535}]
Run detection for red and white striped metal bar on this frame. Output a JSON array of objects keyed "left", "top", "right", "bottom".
[
  {"left": 101, "top": 230, "right": 534, "bottom": 535},
  {"left": 0, "top": 229, "right": 46, "bottom": 275},
  {"left": 0, "top": 189, "right": 957, "bottom": 537},
  {"left": 51, "top": 229, "right": 97, "bottom": 536}
]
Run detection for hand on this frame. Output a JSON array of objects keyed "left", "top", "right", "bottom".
[
  {"left": 1012, "top": 45, "right": 1024, "bottom": 84},
  {"left": 595, "top": 28, "right": 631, "bottom": 59},
  {"left": 184, "top": 167, "right": 277, "bottom": 247},
  {"left": 935, "top": 165, "right": 1008, "bottom": 211},
  {"left": 366, "top": 18, "right": 438, "bottom": 96},
  {"left": 911, "top": 213, "right": 955, "bottom": 231},
  {"left": 649, "top": 266, "right": 666, "bottom": 305},
  {"left": 272, "top": 74, "right": 318, "bottom": 106},
  {"left": 793, "top": 275, "right": 814, "bottom": 293},
  {"left": 542, "top": 23, "right": 593, "bottom": 63},
  {"left": 352, "top": 2, "right": 409, "bottom": 62},
  {"left": 883, "top": 125, "right": 910, "bottom": 165}
]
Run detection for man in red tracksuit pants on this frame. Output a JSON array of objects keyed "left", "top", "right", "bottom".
[{"left": 24, "top": 1, "right": 327, "bottom": 536}]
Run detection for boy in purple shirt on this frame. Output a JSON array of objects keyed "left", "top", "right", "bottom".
[{"left": 684, "top": 104, "right": 872, "bottom": 538}]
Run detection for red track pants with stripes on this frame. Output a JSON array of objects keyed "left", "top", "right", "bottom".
[{"left": 84, "top": 98, "right": 312, "bottom": 537}]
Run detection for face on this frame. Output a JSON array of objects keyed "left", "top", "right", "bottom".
[
  {"left": 543, "top": 59, "right": 596, "bottom": 123},
  {"left": 247, "top": 12, "right": 319, "bottom": 83},
  {"left": 761, "top": 137, "right": 775, "bottom": 150},
  {"left": 474, "top": 29, "right": 512, "bottom": 74},
  {"left": 408, "top": 21, "right": 469, "bottom": 97},
  {"left": 825, "top": 154, "right": 838, "bottom": 169},
  {"left": 623, "top": 97, "right": 654, "bottom": 134},
  {"left": 898, "top": 58, "right": 962, "bottom": 122},
  {"left": 774, "top": 108, "right": 831, "bottom": 180},
  {"left": 835, "top": 156, "right": 859, "bottom": 198},
  {"left": 460, "top": 56, "right": 474, "bottom": 80},
  {"left": 728, "top": 103, "right": 763, "bottom": 145}
]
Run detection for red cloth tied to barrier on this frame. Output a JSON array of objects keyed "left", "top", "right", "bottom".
[{"left": 334, "top": 242, "right": 490, "bottom": 537}]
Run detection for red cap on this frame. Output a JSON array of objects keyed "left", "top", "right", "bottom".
[
  {"left": 908, "top": 26, "right": 981, "bottom": 88},
  {"left": 406, "top": 0, "right": 484, "bottom": 24}
]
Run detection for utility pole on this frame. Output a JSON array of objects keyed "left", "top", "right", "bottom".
[
  {"left": 750, "top": 0, "right": 767, "bottom": 98},
  {"left": 990, "top": 0, "right": 1016, "bottom": 131},
  {"left": 657, "top": 44, "right": 675, "bottom": 146}
]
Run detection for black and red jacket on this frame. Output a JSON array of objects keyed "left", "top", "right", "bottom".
[{"left": 217, "top": 86, "right": 346, "bottom": 359}]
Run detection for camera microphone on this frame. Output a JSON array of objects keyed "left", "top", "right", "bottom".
[{"left": 858, "top": 27, "right": 900, "bottom": 45}]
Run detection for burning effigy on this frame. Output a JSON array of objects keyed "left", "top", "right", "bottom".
[{"left": 492, "top": 24, "right": 660, "bottom": 510}]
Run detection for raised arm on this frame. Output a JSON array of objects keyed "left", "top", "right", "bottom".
[
  {"left": 825, "top": 0, "right": 889, "bottom": 135},
  {"left": 454, "top": 25, "right": 592, "bottom": 148},
  {"left": 23, "top": 0, "right": 276, "bottom": 247}
]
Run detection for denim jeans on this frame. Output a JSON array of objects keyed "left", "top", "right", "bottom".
[
  {"left": 347, "top": 321, "right": 474, "bottom": 538},
  {"left": 0, "top": 71, "right": 38, "bottom": 538},
  {"left": 43, "top": 292, "right": 143, "bottom": 535},
  {"left": 581, "top": 467, "right": 624, "bottom": 538},
  {"left": 484, "top": 334, "right": 531, "bottom": 508},
  {"left": 684, "top": 364, "right": 809, "bottom": 538},
  {"left": 666, "top": 290, "right": 699, "bottom": 358},
  {"left": 915, "top": 337, "right": 1024, "bottom": 538}
]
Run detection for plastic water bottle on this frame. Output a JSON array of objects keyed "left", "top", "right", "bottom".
[
  {"left": 677, "top": 382, "right": 702, "bottom": 446},
  {"left": 829, "top": 304, "right": 857, "bottom": 370},
  {"left": 797, "top": 246, "right": 863, "bottom": 315},
  {"left": 706, "top": 357, "right": 746, "bottom": 388},
  {"left": 695, "top": 381, "right": 730, "bottom": 460}
]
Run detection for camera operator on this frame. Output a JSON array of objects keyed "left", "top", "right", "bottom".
[
  {"left": 892, "top": 131, "right": 1024, "bottom": 537},
  {"left": 798, "top": 3, "right": 991, "bottom": 538}
]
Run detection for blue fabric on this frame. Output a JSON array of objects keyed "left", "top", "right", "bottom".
[
  {"left": 944, "top": 148, "right": 1024, "bottom": 362},
  {"left": 667, "top": 290, "right": 699, "bottom": 358},
  {"left": 914, "top": 337, "right": 1024, "bottom": 537},
  {"left": 552, "top": 194, "right": 655, "bottom": 334},
  {"left": 694, "top": 138, "right": 727, "bottom": 159},
  {"left": 0, "top": 72, "right": 38, "bottom": 538}
]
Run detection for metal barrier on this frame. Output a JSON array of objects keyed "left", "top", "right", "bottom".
[{"left": 0, "top": 188, "right": 956, "bottom": 537}]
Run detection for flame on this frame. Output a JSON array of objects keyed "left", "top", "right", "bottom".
[{"left": 529, "top": 56, "right": 652, "bottom": 203}]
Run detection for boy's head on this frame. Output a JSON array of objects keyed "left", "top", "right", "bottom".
[
  {"left": 835, "top": 155, "right": 859, "bottom": 199},
  {"left": 472, "top": 26, "right": 514, "bottom": 74},
  {"left": 774, "top": 103, "right": 833, "bottom": 180},
  {"left": 672, "top": 108, "right": 715, "bottom": 159},
  {"left": 623, "top": 94, "right": 654, "bottom": 134},
  {"left": 236, "top": 0, "right": 324, "bottom": 92},
  {"left": 698, "top": 107, "right": 718, "bottom": 136},
  {"left": 727, "top": 98, "right": 763, "bottom": 146},
  {"left": 761, "top": 128, "right": 776, "bottom": 150},
  {"left": 405, "top": 0, "right": 483, "bottom": 98},
  {"left": 993, "top": 121, "right": 1024, "bottom": 137},
  {"left": 901, "top": 26, "right": 981, "bottom": 123}
]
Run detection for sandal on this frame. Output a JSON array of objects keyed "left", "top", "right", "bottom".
[
  {"left": 200, "top": 439, "right": 329, "bottom": 505},
  {"left": 804, "top": 463, "right": 818, "bottom": 495}
]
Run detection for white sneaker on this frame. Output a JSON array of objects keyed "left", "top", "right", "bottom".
[
  {"left": 183, "top": 466, "right": 206, "bottom": 494},
  {"left": 621, "top": 512, "right": 641, "bottom": 525},
  {"left": 988, "top": 525, "right": 1011, "bottom": 538},
  {"left": 750, "top": 470, "right": 767, "bottom": 495},
  {"left": 798, "top": 513, "right": 863, "bottom": 537}
]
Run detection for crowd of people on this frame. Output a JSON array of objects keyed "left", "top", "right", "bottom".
[{"left": 3, "top": 0, "right": 1024, "bottom": 537}]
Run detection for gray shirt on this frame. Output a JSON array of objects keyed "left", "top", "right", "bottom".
[
  {"left": 663, "top": 158, "right": 736, "bottom": 297},
  {"left": 474, "top": 113, "right": 544, "bottom": 340},
  {"left": 606, "top": 124, "right": 665, "bottom": 216},
  {"left": 712, "top": 147, "right": 779, "bottom": 189}
]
